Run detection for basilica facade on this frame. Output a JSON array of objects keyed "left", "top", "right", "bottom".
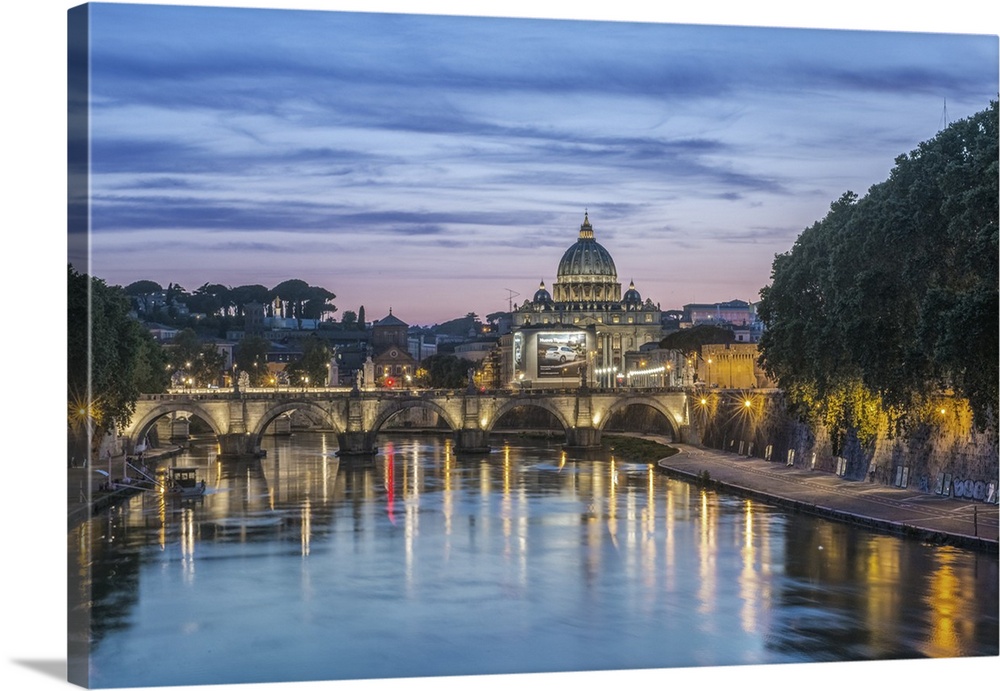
[{"left": 510, "top": 212, "right": 664, "bottom": 388}]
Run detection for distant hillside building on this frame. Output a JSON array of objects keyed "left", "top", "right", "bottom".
[{"left": 683, "top": 299, "right": 755, "bottom": 327}]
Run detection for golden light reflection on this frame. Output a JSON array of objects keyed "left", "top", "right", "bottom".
[
  {"left": 923, "top": 548, "right": 971, "bottom": 657},
  {"left": 861, "top": 536, "right": 902, "bottom": 653},
  {"left": 664, "top": 483, "right": 676, "bottom": 593},
  {"left": 502, "top": 450, "right": 513, "bottom": 559},
  {"left": 301, "top": 496, "right": 311, "bottom": 557},
  {"left": 180, "top": 507, "right": 196, "bottom": 584},
  {"left": 739, "top": 500, "right": 758, "bottom": 634},
  {"left": 697, "top": 489, "right": 716, "bottom": 617},
  {"left": 640, "top": 466, "right": 658, "bottom": 591},
  {"left": 443, "top": 443, "right": 454, "bottom": 540},
  {"left": 157, "top": 492, "right": 168, "bottom": 551}
]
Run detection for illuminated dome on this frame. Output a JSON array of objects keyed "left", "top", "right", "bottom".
[
  {"left": 533, "top": 280, "right": 553, "bottom": 306},
  {"left": 623, "top": 280, "right": 642, "bottom": 307},
  {"left": 556, "top": 212, "right": 617, "bottom": 280},
  {"left": 552, "top": 212, "right": 622, "bottom": 304}
]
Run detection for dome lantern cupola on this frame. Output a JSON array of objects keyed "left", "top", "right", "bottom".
[
  {"left": 578, "top": 211, "right": 595, "bottom": 240},
  {"left": 623, "top": 279, "right": 642, "bottom": 309},
  {"left": 533, "top": 280, "right": 553, "bottom": 307}
]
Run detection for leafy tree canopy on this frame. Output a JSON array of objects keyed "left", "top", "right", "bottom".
[
  {"left": 415, "top": 354, "right": 476, "bottom": 388},
  {"left": 235, "top": 335, "right": 272, "bottom": 387},
  {"left": 123, "top": 280, "right": 163, "bottom": 295},
  {"left": 68, "top": 266, "right": 169, "bottom": 444},
  {"left": 167, "top": 328, "right": 226, "bottom": 387},
  {"left": 758, "top": 100, "right": 998, "bottom": 432},
  {"left": 658, "top": 325, "right": 734, "bottom": 355},
  {"left": 433, "top": 313, "right": 482, "bottom": 337},
  {"left": 285, "top": 335, "right": 331, "bottom": 386}
]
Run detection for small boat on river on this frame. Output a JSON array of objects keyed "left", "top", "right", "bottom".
[{"left": 166, "top": 467, "right": 207, "bottom": 497}]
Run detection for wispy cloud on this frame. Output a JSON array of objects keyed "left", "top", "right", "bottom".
[{"left": 83, "top": 4, "right": 999, "bottom": 323}]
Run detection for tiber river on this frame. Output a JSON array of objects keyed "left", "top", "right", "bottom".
[{"left": 69, "top": 432, "right": 999, "bottom": 688}]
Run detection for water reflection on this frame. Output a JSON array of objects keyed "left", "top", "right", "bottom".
[{"left": 71, "top": 432, "right": 998, "bottom": 688}]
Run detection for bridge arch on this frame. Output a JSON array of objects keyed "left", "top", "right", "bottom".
[
  {"left": 370, "top": 398, "right": 461, "bottom": 434},
  {"left": 248, "top": 400, "right": 341, "bottom": 439},
  {"left": 488, "top": 397, "right": 574, "bottom": 434},
  {"left": 598, "top": 395, "right": 682, "bottom": 441},
  {"left": 128, "top": 401, "right": 227, "bottom": 447}
]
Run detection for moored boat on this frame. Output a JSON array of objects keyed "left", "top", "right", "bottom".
[{"left": 166, "top": 467, "right": 207, "bottom": 497}]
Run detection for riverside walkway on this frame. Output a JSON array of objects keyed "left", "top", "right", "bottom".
[{"left": 658, "top": 443, "right": 998, "bottom": 552}]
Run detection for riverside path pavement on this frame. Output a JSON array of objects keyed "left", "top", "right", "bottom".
[{"left": 656, "top": 442, "right": 998, "bottom": 553}]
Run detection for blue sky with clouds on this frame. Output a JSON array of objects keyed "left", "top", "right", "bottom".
[{"left": 77, "top": 2, "right": 998, "bottom": 325}]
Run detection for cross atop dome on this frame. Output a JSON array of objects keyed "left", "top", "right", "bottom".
[{"left": 579, "top": 210, "right": 594, "bottom": 240}]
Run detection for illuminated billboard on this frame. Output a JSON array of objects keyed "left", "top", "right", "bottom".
[{"left": 536, "top": 331, "right": 587, "bottom": 379}]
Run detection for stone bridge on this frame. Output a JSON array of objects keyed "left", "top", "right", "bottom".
[{"left": 125, "top": 386, "right": 697, "bottom": 459}]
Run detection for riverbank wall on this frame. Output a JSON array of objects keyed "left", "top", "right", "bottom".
[{"left": 697, "top": 390, "right": 998, "bottom": 504}]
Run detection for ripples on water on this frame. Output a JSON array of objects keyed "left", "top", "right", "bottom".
[{"left": 69, "top": 432, "right": 999, "bottom": 688}]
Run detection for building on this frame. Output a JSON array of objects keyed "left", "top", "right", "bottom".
[
  {"left": 623, "top": 343, "right": 693, "bottom": 388},
  {"left": 510, "top": 212, "right": 664, "bottom": 388},
  {"left": 371, "top": 310, "right": 416, "bottom": 387},
  {"left": 699, "top": 342, "right": 774, "bottom": 389}
]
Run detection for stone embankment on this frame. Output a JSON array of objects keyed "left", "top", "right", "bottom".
[{"left": 697, "top": 390, "right": 998, "bottom": 505}]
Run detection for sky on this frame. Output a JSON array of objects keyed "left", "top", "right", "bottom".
[{"left": 69, "top": 1, "right": 999, "bottom": 326}]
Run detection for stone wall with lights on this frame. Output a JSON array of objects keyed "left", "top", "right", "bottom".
[{"left": 698, "top": 391, "right": 998, "bottom": 502}]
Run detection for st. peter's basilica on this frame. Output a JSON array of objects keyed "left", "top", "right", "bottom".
[{"left": 510, "top": 212, "right": 665, "bottom": 388}]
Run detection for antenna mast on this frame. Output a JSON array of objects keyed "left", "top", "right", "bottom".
[{"left": 505, "top": 288, "right": 520, "bottom": 312}]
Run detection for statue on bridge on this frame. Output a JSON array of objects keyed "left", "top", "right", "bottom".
[{"left": 238, "top": 370, "right": 250, "bottom": 392}]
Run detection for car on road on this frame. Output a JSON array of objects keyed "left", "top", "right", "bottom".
[{"left": 544, "top": 345, "right": 578, "bottom": 363}]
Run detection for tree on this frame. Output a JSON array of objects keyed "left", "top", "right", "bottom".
[
  {"left": 433, "top": 313, "right": 482, "bottom": 337},
  {"left": 284, "top": 335, "right": 331, "bottom": 387},
  {"left": 186, "top": 282, "right": 232, "bottom": 317},
  {"left": 340, "top": 310, "right": 357, "bottom": 329},
  {"left": 659, "top": 324, "right": 734, "bottom": 359},
  {"left": 269, "top": 279, "right": 337, "bottom": 322},
  {"left": 235, "top": 336, "right": 272, "bottom": 386},
  {"left": 68, "top": 266, "right": 168, "bottom": 462},
  {"left": 230, "top": 284, "right": 271, "bottom": 316},
  {"left": 168, "top": 328, "right": 225, "bottom": 387},
  {"left": 758, "top": 101, "right": 998, "bottom": 432},
  {"left": 301, "top": 285, "right": 337, "bottom": 320},
  {"left": 270, "top": 279, "right": 310, "bottom": 319},
  {"left": 123, "top": 280, "right": 163, "bottom": 295},
  {"left": 415, "top": 354, "right": 475, "bottom": 388}
]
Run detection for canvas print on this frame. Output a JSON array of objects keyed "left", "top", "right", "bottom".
[{"left": 67, "top": 2, "right": 999, "bottom": 689}]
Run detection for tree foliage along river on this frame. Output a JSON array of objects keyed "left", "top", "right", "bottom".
[{"left": 757, "top": 100, "right": 998, "bottom": 441}]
